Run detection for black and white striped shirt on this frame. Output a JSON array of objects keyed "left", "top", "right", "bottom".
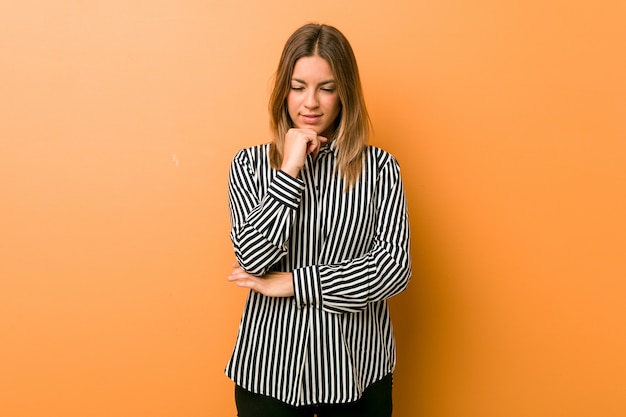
[{"left": 226, "top": 141, "right": 411, "bottom": 406}]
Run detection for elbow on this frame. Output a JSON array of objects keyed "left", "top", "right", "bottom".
[
  {"left": 234, "top": 251, "right": 268, "bottom": 276},
  {"left": 233, "top": 241, "right": 286, "bottom": 276},
  {"left": 392, "top": 261, "right": 412, "bottom": 294},
  {"left": 400, "top": 252, "right": 412, "bottom": 286},
  {"left": 389, "top": 253, "right": 412, "bottom": 295},
  {"left": 400, "top": 263, "right": 412, "bottom": 291},
  {"left": 231, "top": 234, "right": 270, "bottom": 276},
  {"left": 369, "top": 254, "right": 411, "bottom": 301}
]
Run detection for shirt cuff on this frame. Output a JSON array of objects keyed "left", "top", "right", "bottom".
[
  {"left": 293, "top": 265, "right": 323, "bottom": 310},
  {"left": 267, "top": 170, "right": 305, "bottom": 210}
]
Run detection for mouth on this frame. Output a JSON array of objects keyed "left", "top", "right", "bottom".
[{"left": 301, "top": 114, "right": 322, "bottom": 124}]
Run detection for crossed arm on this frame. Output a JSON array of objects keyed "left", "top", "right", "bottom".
[{"left": 226, "top": 144, "right": 411, "bottom": 313}]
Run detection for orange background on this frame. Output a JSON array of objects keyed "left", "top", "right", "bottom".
[{"left": 1, "top": 1, "right": 625, "bottom": 416}]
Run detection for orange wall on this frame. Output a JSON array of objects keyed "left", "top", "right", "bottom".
[{"left": 1, "top": 1, "right": 625, "bottom": 416}]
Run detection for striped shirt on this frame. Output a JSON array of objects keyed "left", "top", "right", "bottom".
[{"left": 225, "top": 141, "right": 411, "bottom": 406}]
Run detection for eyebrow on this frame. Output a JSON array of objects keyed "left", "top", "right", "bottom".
[{"left": 291, "top": 78, "right": 336, "bottom": 86}]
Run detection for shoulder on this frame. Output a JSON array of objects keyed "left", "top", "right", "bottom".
[
  {"left": 231, "top": 143, "right": 271, "bottom": 168},
  {"left": 364, "top": 145, "right": 401, "bottom": 171},
  {"left": 232, "top": 143, "right": 270, "bottom": 161}
]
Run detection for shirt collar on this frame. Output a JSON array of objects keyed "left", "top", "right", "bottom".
[{"left": 318, "top": 139, "right": 337, "bottom": 157}]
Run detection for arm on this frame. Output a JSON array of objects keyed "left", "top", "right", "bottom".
[
  {"left": 228, "top": 263, "right": 294, "bottom": 297},
  {"left": 228, "top": 148, "right": 304, "bottom": 275},
  {"left": 293, "top": 157, "right": 412, "bottom": 314},
  {"left": 229, "top": 131, "right": 326, "bottom": 276}
]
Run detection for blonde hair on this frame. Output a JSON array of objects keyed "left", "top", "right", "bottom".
[{"left": 268, "top": 23, "right": 371, "bottom": 188}]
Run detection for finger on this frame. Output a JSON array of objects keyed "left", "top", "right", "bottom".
[
  {"left": 231, "top": 275, "right": 261, "bottom": 293},
  {"left": 309, "top": 139, "right": 324, "bottom": 159},
  {"left": 228, "top": 267, "right": 246, "bottom": 279},
  {"left": 307, "top": 134, "right": 323, "bottom": 151},
  {"left": 306, "top": 140, "right": 318, "bottom": 155},
  {"left": 227, "top": 268, "right": 243, "bottom": 281},
  {"left": 227, "top": 271, "right": 249, "bottom": 285},
  {"left": 234, "top": 278, "right": 249, "bottom": 287}
]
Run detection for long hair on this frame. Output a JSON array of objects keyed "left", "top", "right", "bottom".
[{"left": 268, "top": 23, "right": 371, "bottom": 188}]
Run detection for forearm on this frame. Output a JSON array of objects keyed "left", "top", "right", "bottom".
[
  {"left": 230, "top": 200, "right": 294, "bottom": 275},
  {"left": 228, "top": 264, "right": 294, "bottom": 297},
  {"left": 293, "top": 157, "right": 412, "bottom": 314},
  {"left": 293, "top": 244, "right": 412, "bottom": 314},
  {"left": 230, "top": 169, "right": 304, "bottom": 275}
]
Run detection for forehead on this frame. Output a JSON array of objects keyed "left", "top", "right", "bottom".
[{"left": 292, "top": 56, "right": 334, "bottom": 81}]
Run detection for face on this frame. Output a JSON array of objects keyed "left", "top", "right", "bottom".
[{"left": 287, "top": 55, "right": 341, "bottom": 138}]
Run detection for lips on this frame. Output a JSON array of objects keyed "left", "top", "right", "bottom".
[{"left": 301, "top": 114, "right": 322, "bottom": 124}]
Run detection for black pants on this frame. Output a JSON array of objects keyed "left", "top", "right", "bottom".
[{"left": 235, "top": 374, "right": 393, "bottom": 417}]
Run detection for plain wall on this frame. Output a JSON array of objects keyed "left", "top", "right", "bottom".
[{"left": 1, "top": 1, "right": 625, "bottom": 416}]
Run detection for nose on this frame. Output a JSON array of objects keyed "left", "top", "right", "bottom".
[{"left": 304, "top": 90, "right": 319, "bottom": 109}]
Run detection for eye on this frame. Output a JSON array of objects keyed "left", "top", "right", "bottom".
[
  {"left": 290, "top": 86, "right": 304, "bottom": 91},
  {"left": 321, "top": 87, "right": 336, "bottom": 93}
]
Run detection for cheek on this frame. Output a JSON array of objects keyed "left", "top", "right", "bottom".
[
  {"left": 325, "top": 96, "right": 341, "bottom": 118},
  {"left": 286, "top": 94, "right": 298, "bottom": 117}
]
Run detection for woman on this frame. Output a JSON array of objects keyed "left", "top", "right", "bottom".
[{"left": 226, "top": 23, "right": 411, "bottom": 417}]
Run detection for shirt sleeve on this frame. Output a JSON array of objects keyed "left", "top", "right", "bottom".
[
  {"left": 228, "top": 149, "right": 305, "bottom": 275},
  {"left": 293, "top": 156, "right": 412, "bottom": 314}
]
